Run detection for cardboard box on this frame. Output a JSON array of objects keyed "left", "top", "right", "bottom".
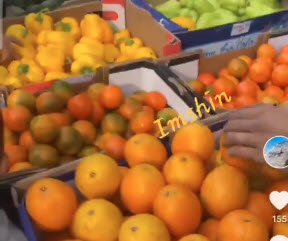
[
  {"left": 3, "top": 0, "right": 181, "bottom": 57},
  {"left": 130, "top": 0, "right": 288, "bottom": 57}
]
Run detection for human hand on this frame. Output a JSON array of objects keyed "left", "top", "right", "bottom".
[
  {"left": 1, "top": 35, "right": 22, "bottom": 66},
  {"left": 223, "top": 104, "right": 288, "bottom": 164}
]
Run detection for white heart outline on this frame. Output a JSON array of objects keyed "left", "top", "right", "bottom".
[
  {"left": 270, "top": 235, "right": 288, "bottom": 241},
  {"left": 270, "top": 191, "right": 288, "bottom": 211}
]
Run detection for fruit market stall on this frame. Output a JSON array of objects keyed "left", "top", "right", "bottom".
[{"left": 131, "top": 0, "right": 288, "bottom": 56}]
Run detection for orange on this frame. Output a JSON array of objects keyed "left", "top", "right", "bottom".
[
  {"left": 100, "top": 85, "right": 124, "bottom": 109},
  {"left": 277, "top": 52, "right": 288, "bottom": 65},
  {"left": 227, "top": 58, "right": 249, "bottom": 79},
  {"left": 30, "top": 115, "right": 59, "bottom": 143},
  {"left": 87, "top": 83, "right": 105, "bottom": 101},
  {"left": 5, "top": 145, "right": 28, "bottom": 166},
  {"left": 56, "top": 126, "right": 83, "bottom": 155},
  {"left": 7, "top": 89, "right": 36, "bottom": 111},
  {"left": 153, "top": 184, "right": 202, "bottom": 238},
  {"left": 249, "top": 61, "right": 271, "bottom": 83},
  {"left": 261, "top": 164, "right": 286, "bottom": 182},
  {"left": 29, "top": 144, "right": 60, "bottom": 168},
  {"left": 213, "top": 78, "right": 236, "bottom": 98},
  {"left": 26, "top": 178, "right": 78, "bottom": 232},
  {"left": 118, "top": 98, "right": 142, "bottom": 120},
  {"left": 257, "top": 44, "right": 277, "bottom": 61},
  {"left": 200, "top": 165, "right": 249, "bottom": 218},
  {"left": 124, "top": 134, "right": 168, "bottom": 169},
  {"left": 49, "top": 113, "right": 72, "bottom": 128},
  {"left": 5, "top": 106, "right": 32, "bottom": 132},
  {"left": 94, "top": 132, "right": 119, "bottom": 150},
  {"left": 19, "top": 131, "right": 36, "bottom": 150},
  {"left": 72, "top": 199, "right": 123, "bottom": 241},
  {"left": 238, "top": 55, "right": 253, "bottom": 66},
  {"left": 4, "top": 127, "right": 18, "bottom": 146},
  {"left": 198, "top": 73, "right": 216, "bottom": 86},
  {"left": 119, "top": 214, "right": 171, "bottom": 241},
  {"left": 246, "top": 191, "right": 277, "bottom": 230},
  {"left": 120, "top": 164, "right": 165, "bottom": 214},
  {"left": 188, "top": 79, "right": 205, "bottom": 95},
  {"left": 77, "top": 146, "right": 97, "bottom": 158},
  {"left": 51, "top": 81, "right": 74, "bottom": 104},
  {"left": 171, "top": 123, "right": 215, "bottom": 161},
  {"left": 73, "top": 120, "right": 97, "bottom": 145},
  {"left": 264, "top": 85, "right": 284, "bottom": 101},
  {"left": 130, "top": 109, "right": 154, "bottom": 134},
  {"left": 198, "top": 219, "right": 220, "bottom": 241},
  {"left": 236, "top": 81, "right": 258, "bottom": 98},
  {"left": 103, "top": 135, "right": 126, "bottom": 161},
  {"left": 36, "top": 92, "right": 65, "bottom": 114},
  {"left": 75, "top": 153, "right": 121, "bottom": 199},
  {"left": 273, "top": 211, "right": 288, "bottom": 237},
  {"left": 272, "top": 64, "right": 288, "bottom": 87},
  {"left": 217, "top": 209, "right": 269, "bottom": 241},
  {"left": 261, "top": 95, "right": 279, "bottom": 105},
  {"left": 119, "top": 166, "right": 129, "bottom": 180},
  {"left": 163, "top": 153, "right": 206, "bottom": 192},
  {"left": 280, "top": 45, "right": 288, "bottom": 54},
  {"left": 102, "top": 113, "right": 128, "bottom": 136},
  {"left": 9, "top": 162, "right": 33, "bottom": 173},
  {"left": 144, "top": 91, "right": 167, "bottom": 111},
  {"left": 68, "top": 93, "right": 93, "bottom": 120},
  {"left": 178, "top": 234, "right": 209, "bottom": 241},
  {"left": 156, "top": 108, "right": 178, "bottom": 126},
  {"left": 234, "top": 95, "right": 257, "bottom": 108},
  {"left": 90, "top": 101, "right": 105, "bottom": 127},
  {"left": 130, "top": 90, "right": 147, "bottom": 103}
]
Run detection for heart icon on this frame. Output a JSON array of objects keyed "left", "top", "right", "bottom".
[
  {"left": 270, "top": 191, "right": 288, "bottom": 210},
  {"left": 270, "top": 235, "right": 288, "bottom": 241}
]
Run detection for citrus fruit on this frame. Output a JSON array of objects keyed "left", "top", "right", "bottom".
[
  {"left": 200, "top": 165, "right": 249, "bottom": 218},
  {"left": 90, "top": 101, "right": 105, "bottom": 126},
  {"left": 271, "top": 64, "right": 288, "bottom": 87},
  {"left": 36, "top": 92, "right": 65, "bottom": 114},
  {"left": 156, "top": 108, "right": 178, "bottom": 126},
  {"left": 9, "top": 162, "right": 33, "bottom": 173},
  {"left": 124, "top": 134, "right": 168, "bottom": 169},
  {"left": 213, "top": 78, "right": 236, "bottom": 97},
  {"left": 103, "top": 135, "right": 126, "bottom": 161},
  {"left": 120, "top": 164, "right": 165, "bottom": 214},
  {"left": 19, "top": 131, "right": 36, "bottom": 150},
  {"left": 249, "top": 61, "right": 271, "bottom": 83},
  {"left": 188, "top": 79, "right": 205, "bottom": 95},
  {"left": 56, "top": 127, "right": 83, "bottom": 155},
  {"left": 227, "top": 58, "right": 249, "bottom": 79},
  {"left": 238, "top": 55, "right": 253, "bottom": 66},
  {"left": 118, "top": 98, "right": 142, "bottom": 120},
  {"left": 144, "top": 91, "right": 167, "bottom": 111},
  {"left": 178, "top": 234, "right": 209, "bottom": 241},
  {"left": 163, "top": 153, "right": 206, "bottom": 192},
  {"left": 51, "top": 81, "right": 74, "bottom": 103},
  {"left": 5, "top": 145, "right": 28, "bottom": 166},
  {"left": 130, "top": 109, "right": 154, "bottom": 134},
  {"left": 236, "top": 81, "right": 258, "bottom": 98},
  {"left": 87, "top": 83, "right": 105, "bottom": 101},
  {"left": 75, "top": 153, "right": 121, "bottom": 199},
  {"left": 29, "top": 144, "right": 60, "bottom": 168},
  {"left": 265, "top": 85, "right": 284, "bottom": 101},
  {"left": 217, "top": 209, "right": 269, "bottom": 241},
  {"left": 118, "top": 214, "right": 171, "bottom": 241},
  {"left": 100, "top": 85, "right": 124, "bottom": 109},
  {"left": 68, "top": 93, "right": 93, "bottom": 120},
  {"left": 130, "top": 90, "right": 146, "bottom": 103},
  {"left": 72, "top": 199, "right": 123, "bottom": 241},
  {"left": 49, "top": 112, "right": 72, "bottom": 128},
  {"left": 77, "top": 146, "right": 98, "bottom": 158},
  {"left": 171, "top": 122, "right": 215, "bottom": 161},
  {"left": 73, "top": 120, "right": 97, "bottom": 145},
  {"left": 30, "top": 115, "right": 59, "bottom": 143},
  {"left": 26, "top": 178, "right": 78, "bottom": 232},
  {"left": 198, "top": 219, "right": 220, "bottom": 241},
  {"left": 5, "top": 106, "right": 32, "bottom": 132},
  {"left": 7, "top": 89, "right": 36, "bottom": 111},
  {"left": 198, "top": 73, "right": 216, "bottom": 86},
  {"left": 102, "top": 113, "right": 128, "bottom": 136},
  {"left": 153, "top": 184, "right": 202, "bottom": 238},
  {"left": 4, "top": 127, "right": 18, "bottom": 145},
  {"left": 257, "top": 44, "right": 277, "bottom": 61}
]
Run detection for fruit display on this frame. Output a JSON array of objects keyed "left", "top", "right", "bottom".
[
  {"left": 1, "top": 80, "right": 180, "bottom": 173},
  {"left": 154, "top": 0, "right": 283, "bottom": 30},
  {"left": 1, "top": 12, "right": 157, "bottom": 88},
  {"left": 20, "top": 121, "right": 287, "bottom": 241},
  {"left": 187, "top": 43, "right": 288, "bottom": 109}
]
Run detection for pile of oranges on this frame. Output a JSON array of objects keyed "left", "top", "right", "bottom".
[
  {"left": 23, "top": 122, "right": 287, "bottom": 241},
  {"left": 2, "top": 81, "right": 178, "bottom": 173},
  {"left": 189, "top": 43, "right": 288, "bottom": 109}
]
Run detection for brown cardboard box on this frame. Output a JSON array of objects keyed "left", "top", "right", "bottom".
[{"left": 3, "top": 0, "right": 181, "bottom": 57}]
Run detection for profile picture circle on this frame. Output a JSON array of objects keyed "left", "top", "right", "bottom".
[{"left": 263, "top": 136, "right": 288, "bottom": 169}]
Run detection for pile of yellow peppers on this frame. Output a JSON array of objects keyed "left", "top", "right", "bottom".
[{"left": 1, "top": 12, "right": 157, "bottom": 87}]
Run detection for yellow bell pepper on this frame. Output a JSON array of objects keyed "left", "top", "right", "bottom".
[
  {"left": 36, "top": 45, "right": 66, "bottom": 73},
  {"left": 0, "top": 66, "right": 8, "bottom": 85},
  {"left": 104, "top": 44, "right": 120, "bottom": 63},
  {"left": 80, "top": 14, "right": 113, "bottom": 43},
  {"left": 37, "top": 30, "right": 76, "bottom": 58},
  {"left": 171, "top": 17, "right": 196, "bottom": 31},
  {"left": 55, "top": 17, "right": 81, "bottom": 41},
  {"left": 120, "top": 38, "right": 143, "bottom": 58},
  {"left": 134, "top": 47, "right": 157, "bottom": 60},
  {"left": 25, "top": 12, "right": 53, "bottom": 35},
  {"left": 114, "top": 29, "right": 131, "bottom": 45},
  {"left": 8, "top": 58, "right": 44, "bottom": 84},
  {"left": 73, "top": 41, "right": 104, "bottom": 60},
  {"left": 4, "top": 75, "right": 23, "bottom": 88},
  {"left": 13, "top": 44, "right": 37, "bottom": 59},
  {"left": 71, "top": 54, "right": 106, "bottom": 75},
  {"left": 44, "top": 72, "right": 70, "bottom": 82},
  {"left": 5, "top": 24, "right": 36, "bottom": 46}
]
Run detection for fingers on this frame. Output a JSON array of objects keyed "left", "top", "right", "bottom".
[
  {"left": 224, "top": 119, "right": 256, "bottom": 133},
  {"left": 228, "top": 146, "right": 262, "bottom": 163},
  {"left": 4, "top": 35, "right": 23, "bottom": 46},
  {"left": 224, "top": 132, "right": 256, "bottom": 148}
]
